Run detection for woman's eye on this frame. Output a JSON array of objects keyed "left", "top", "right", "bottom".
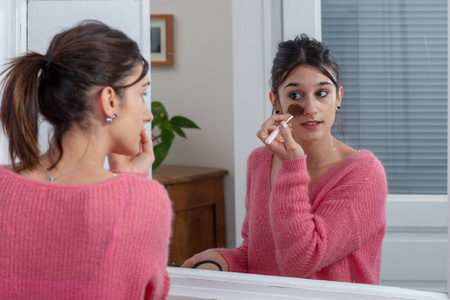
[
  {"left": 141, "top": 92, "right": 148, "bottom": 100},
  {"left": 317, "top": 90, "right": 328, "bottom": 97},
  {"left": 289, "top": 93, "right": 301, "bottom": 100}
]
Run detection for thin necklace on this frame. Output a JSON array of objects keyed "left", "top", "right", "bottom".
[
  {"left": 39, "top": 161, "right": 96, "bottom": 183},
  {"left": 308, "top": 141, "right": 341, "bottom": 172}
]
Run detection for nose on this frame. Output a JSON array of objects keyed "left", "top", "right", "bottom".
[
  {"left": 143, "top": 102, "right": 153, "bottom": 123},
  {"left": 303, "top": 97, "right": 318, "bottom": 115}
]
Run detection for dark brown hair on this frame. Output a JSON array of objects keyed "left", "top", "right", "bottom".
[{"left": 0, "top": 20, "right": 149, "bottom": 172}]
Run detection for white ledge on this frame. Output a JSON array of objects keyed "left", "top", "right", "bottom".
[{"left": 167, "top": 267, "right": 448, "bottom": 300}]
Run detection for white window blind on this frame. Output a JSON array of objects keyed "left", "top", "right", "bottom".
[{"left": 322, "top": 0, "right": 448, "bottom": 194}]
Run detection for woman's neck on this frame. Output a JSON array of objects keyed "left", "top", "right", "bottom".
[
  {"left": 300, "top": 135, "right": 338, "bottom": 170},
  {"left": 45, "top": 128, "right": 107, "bottom": 168}
]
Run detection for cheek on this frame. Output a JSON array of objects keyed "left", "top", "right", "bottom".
[{"left": 322, "top": 99, "right": 337, "bottom": 112}]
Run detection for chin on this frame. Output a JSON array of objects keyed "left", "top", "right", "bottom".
[{"left": 297, "top": 135, "right": 323, "bottom": 144}]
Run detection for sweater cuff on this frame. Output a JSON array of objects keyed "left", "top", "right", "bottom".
[
  {"left": 110, "top": 169, "right": 149, "bottom": 178},
  {"left": 279, "top": 156, "right": 307, "bottom": 172},
  {"left": 275, "top": 156, "right": 310, "bottom": 192},
  {"left": 215, "top": 248, "right": 247, "bottom": 273}
]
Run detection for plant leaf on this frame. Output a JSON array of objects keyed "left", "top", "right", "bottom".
[
  {"left": 151, "top": 101, "right": 168, "bottom": 130},
  {"left": 174, "top": 128, "right": 187, "bottom": 138},
  {"left": 161, "top": 129, "right": 174, "bottom": 151},
  {"left": 171, "top": 116, "right": 200, "bottom": 129},
  {"left": 152, "top": 144, "right": 167, "bottom": 171},
  {"left": 159, "top": 119, "right": 174, "bottom": 132}
]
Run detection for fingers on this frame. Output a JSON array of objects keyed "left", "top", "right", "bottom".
[
  {"left": 180, "top": 253, "right": 202, "bottom": 268},
  {"left": 108, "top": 130, "right": 154, "bottom": 173},
  {"left": 180, "top": 249, "right": 229, "bottom": 271},
  {"left": 277, "top": 120, "right": 304, "bottom": 157},
  {"left": 139, "top": 129, "right": 155, "bottom": 165},
  {"left": 140, "top": 130, "right": 153, "bottom": 155},
  {"left": 259, "top": 114, "right": 305, "bottom": 159},
  {"left": 257, "top": 114, "right": 285, "bottom": 143},
  {"left": 129, "top": 133, "right": 153, "bottom": 173}
]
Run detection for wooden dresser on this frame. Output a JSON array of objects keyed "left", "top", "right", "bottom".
[{"left": 152, "top": 165, "right": 228, "bottom": 266}]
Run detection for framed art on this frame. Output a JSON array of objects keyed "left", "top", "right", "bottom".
[{"left": 150, "top": 14, "right": 174, "bottom": 66}]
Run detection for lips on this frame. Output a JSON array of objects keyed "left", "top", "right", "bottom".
[
  {"left": 302, "top": 121, "right": 320, "bottom": 126},
  {"left": 301, "top": 120, "right": 322, "bottom": 129}
]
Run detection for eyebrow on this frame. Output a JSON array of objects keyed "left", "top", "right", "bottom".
[
  {"left": 142, "top": 81, "right": 150, "bottom": 87},
  {"left": 283, "top": 81, "right": 333, "bottom": 90}
]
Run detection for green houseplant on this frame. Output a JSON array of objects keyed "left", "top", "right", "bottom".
[{"left": 151, "top": 101, "right": 200, "bottom": 170}]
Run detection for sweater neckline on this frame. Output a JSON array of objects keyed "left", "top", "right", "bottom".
[
  {"left": 0, "top": 164, "right": 127, "bottom": 189},
  {"left": 265, "top": 148, "right": 369, "bottom": 194},
  {"left": 308, "top": 149, "right": 369, "bottom": 194}
]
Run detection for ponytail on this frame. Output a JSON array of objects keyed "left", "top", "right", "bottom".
[
  {"left": 0, "top": 53, "right": 47, "bottom": 172},
  {"left": 1, "top": 21, "right": 149, "bottom": 172}
]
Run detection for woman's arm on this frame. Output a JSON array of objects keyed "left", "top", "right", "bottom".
[{"left": 181, "top": 148, "right": 264, "bottom": 273}]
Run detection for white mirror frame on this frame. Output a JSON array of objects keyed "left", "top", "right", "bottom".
[
  {"left": 1, "top": 0, "right": 449, "bottom": 299},
  {"left": 167, "top": 267, "right": 447, "bottom": 300}
]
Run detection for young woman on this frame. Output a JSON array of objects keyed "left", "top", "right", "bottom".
[
  {"left": 0, "top": 21, "right": 172, "bottom": 299},
  {"left": 182, "top": 34, "right": 387, "bottom": 285}
]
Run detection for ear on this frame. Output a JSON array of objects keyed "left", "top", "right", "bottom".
[
  {"left": 99, "top": 86, "right": 119, "bottom": 118},
  {"left": 269, "top": 91, "right": 280, "bottom": 111},
  {"left": 336, "top": 86, "right": 343, "bottom": 107}
]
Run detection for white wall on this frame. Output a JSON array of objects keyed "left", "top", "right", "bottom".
[
  {"left": 150, "top": 0, "right": 236, "bottom": 247},
  {"left": 282, "top": 0, "right": 322, "bottom": 41}
]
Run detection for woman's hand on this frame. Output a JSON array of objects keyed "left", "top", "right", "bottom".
[
  {"left": 181, "top": 249, "right": 229, "bottom": 271},
  {"left": 257, "top": 114, "right": 304, "bottom": 159},
  {"left": 108, "top": 129, "right": 154, "bottom": 173}
]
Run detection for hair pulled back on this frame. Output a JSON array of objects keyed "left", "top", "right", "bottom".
[
  {"left": 0, "top": 20, "right": 149, "bottom": 172},
  {"left": 270, "top": 34, "right": 341, "bottom": 98}
]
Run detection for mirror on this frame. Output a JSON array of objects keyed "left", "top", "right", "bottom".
[
  {"left": 151, "top": 0, "right": 448, "bottom": 293},
  {"left": 2, "top": 0, "right": 445, "bottom": 296}
]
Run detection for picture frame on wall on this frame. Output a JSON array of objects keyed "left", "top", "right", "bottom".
[{"left": 150, "top": 14, "right": 174, "bottom": 66}]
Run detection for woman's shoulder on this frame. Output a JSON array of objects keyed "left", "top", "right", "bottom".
[
  {"left": 0, "top": 164, "right": 167, "bottom": 195},
  {"left": 247, "top": 146, "right": 272, "bottom": 170},
  {"left": 332, "top": 149, "right": 386, "bottom": 182},
  {"left": 117, "top": 174, "right": 172, "bottom": 218},
  {"left": 248, "top": 146, "right": 271, "bottom": 163},
  {"left": 249, "top": 146, "right": 270, "bottom": 158},
  {"left": 343, "top": 149, "right": 383, "bottom": 168},
  {"left": 114, "top": 172, "right": 169, "bottom": 198}
]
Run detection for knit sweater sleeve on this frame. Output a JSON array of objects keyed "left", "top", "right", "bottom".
[
  {"left": 215, "top": 216, "right": 249, "bottom": 273},
  {"left": 121, "top": 178, "right": 172, "bottom": 300},
  {"left": 270, "top": 152, "right": 387, "bottom": 277},
  {"left": 145, "top": 181, "right": 172, "bottom": 299}
]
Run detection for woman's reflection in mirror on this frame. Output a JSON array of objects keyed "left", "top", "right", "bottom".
[{"left": 182, "top": 34, "right": 387, "bottom": 285}]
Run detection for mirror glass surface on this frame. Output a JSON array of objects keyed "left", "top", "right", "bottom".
[
  {"left": 214, "top": 0, "right": 448, "bottom": 292},
  {"left": 21, "top": 0, "right": 448, "bottom": 294}
]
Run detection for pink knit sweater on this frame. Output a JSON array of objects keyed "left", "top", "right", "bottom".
[
  {"left": 217, "top": 147, "right": 387, "bottom": 284},
  {"left": 0, "top": 166, "right": 172, "bottom": 299}
]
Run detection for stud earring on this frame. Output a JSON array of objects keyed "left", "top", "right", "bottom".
[
  {"left": 106, "top": 114, "right": 117, "bottom": 124},
  {"left": 275, "top": 110, "right": 280, "bottom": 114},
  {"left": 336, "top": 106, "right": 341, "bottom": 111}
]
